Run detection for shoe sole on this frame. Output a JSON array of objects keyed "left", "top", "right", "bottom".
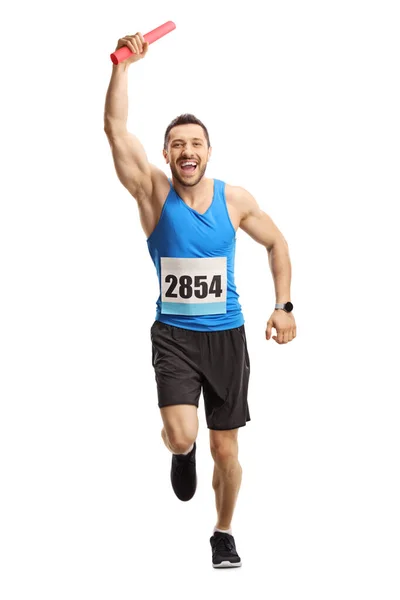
[{"left": 213, "top": 561, "right": 242, "bottom": 568}]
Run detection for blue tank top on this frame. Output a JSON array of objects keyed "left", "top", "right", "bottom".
[{"left": 146, "top": 178, "right": 244, "bottom": 331}]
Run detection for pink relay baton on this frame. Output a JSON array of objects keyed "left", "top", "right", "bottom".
[{"left": 110, "top": 21, "right": 176, "bottom": 64}]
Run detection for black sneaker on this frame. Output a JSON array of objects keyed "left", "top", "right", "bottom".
[
  {"left": 210, "top": 531, "right": 242, "bottom": 568},
  {"left": 170, "top": 442, "right": 197, "bottom": 501}
]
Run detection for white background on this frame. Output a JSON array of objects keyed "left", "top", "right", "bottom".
[{"left": 1, "top": 0, "right": 399, "bottom": 598}]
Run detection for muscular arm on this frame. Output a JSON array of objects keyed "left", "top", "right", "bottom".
[
  {"left": 232, "top": 186, "right": 292, "bottom": 303},
  {"left": 104, "top": 62, "right": 166, "bottom": 202}
]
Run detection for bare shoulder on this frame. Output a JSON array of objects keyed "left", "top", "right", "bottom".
[
  {"left": 225, "top": 183, "right": 283, "bottom": 248},
  {"left": 105, "top": 128, "right": 170, "bottom": 205},
  {"left": 224, "top": 184, "right": 262, "bottom": 220},
  {"left": 149, "top": 165, "right": 170, "bottom": 205},
  {"left": 134, "top": 165, "right": 171, "bottom": 239}
]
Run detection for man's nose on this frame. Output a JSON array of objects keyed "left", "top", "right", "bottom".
[{"left": 182, "top": 146, "right": 194, "bottom": 156}]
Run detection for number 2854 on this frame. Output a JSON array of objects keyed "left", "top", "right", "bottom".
[{"left": 165, "top": 275, "right": 223, "bottom": 300}]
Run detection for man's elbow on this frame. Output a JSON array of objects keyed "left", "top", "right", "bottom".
[
  {"left": 104, "top": 119, "right": 126, "bottom": 139},
  {"left": 268, "top": 233, "right": 288, "bottom": 252}
]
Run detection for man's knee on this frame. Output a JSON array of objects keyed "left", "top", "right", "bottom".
[
  {"left": 210, "top": 437, "right": 239, "bottom": 469},
  {"left": 160, "top": 404, "right": 198, "bottom": 454},
  {"left": 167, "top": 432, "right": 196, "bottom": 454}
]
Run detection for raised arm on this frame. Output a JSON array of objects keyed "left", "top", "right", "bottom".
[{"left": 104, "top": 33, "right": 167, "bottom": 203}]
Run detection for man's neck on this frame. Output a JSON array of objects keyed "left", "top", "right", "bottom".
[{"left": 172, "top": 176, "right": 213, "bottom": 204}]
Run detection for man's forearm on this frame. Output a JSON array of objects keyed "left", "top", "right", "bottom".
[
  {"left": 267, "top": 241, "right": 292, "bottom": 303},
  {"left": 104, "top": 63, "right": 130, "bottom": 133}
]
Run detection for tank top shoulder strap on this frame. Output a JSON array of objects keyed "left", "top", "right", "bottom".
[
  {"left": 211, "top": 178, "right": 227, "bottom": 211},
  {"left": 213, "top": 178, "right": 224, "bottom": 195},
  {"left": 165, "top": 178, "right": 180, "bottom": 207},
  {"left": 210, "top": 178, "right": 235, "bottom": 234}
]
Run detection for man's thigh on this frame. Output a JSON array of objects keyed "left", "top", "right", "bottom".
[
  {"left": 160, "top": 404, "right": 199, "bottom": 443},
  {"left": 151, "top": 320, "right": 203, "bottom": 408}
]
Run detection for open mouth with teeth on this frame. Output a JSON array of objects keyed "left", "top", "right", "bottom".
[{"left": 179, "top": 160, "right": 198, "bottom": 174}]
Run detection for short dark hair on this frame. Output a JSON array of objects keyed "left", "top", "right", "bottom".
[{"left": 163, "top": 114, "right": 210, "bottom": 150}]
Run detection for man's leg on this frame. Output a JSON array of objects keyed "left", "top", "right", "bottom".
[
  {"left": 210, "top": 428, "right": 242, "bottom": 530},
  {"left": 160, "top": 404, "right": 199, "bottom": 454},
  {"left": 151, "top": 321, "right": 202, "bottom": 500},
  {"left": 160, "top": 404, "right": 199, "bottom": 502}
]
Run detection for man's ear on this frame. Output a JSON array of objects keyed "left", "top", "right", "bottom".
[
  {"left": 163, "top": 149, "right": 169, "bottom": 164},
  {"left": 208, "top": 146, "right": 212, "bottom": 160}
]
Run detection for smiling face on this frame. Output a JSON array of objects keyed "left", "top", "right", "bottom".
[{"left": 163, "top": 124, "right": 212, "bottom": 187}]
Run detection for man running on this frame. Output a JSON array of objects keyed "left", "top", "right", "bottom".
[{"left": 104, "top": 32, "right": 296, "bottom": 568}]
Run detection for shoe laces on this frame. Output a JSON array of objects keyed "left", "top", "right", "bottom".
[
  {"left": 174, "top": 450, "right": 194, "bottom": 472},
  {"left": 175, "top": 462, "right": 187, "bottom": 476},
  {"left": 213, "top": 534, "right": 235, "bottom": 555}
]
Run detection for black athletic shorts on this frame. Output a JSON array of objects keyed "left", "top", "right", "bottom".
[{"left": 150, "top": 320, "right": 251, "bottom": 430}]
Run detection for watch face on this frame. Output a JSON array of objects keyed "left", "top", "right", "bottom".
[{"left": 284, "top": 302, "right": 293, "bottom": 312}]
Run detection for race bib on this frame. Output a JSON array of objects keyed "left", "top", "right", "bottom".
[{"left": 160, "top": 257, "right": 227, "bottom": 316}]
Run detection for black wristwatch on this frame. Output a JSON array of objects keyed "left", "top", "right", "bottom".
[{"left": 275, "top": 302, "right": 294, "bottom": 313}]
